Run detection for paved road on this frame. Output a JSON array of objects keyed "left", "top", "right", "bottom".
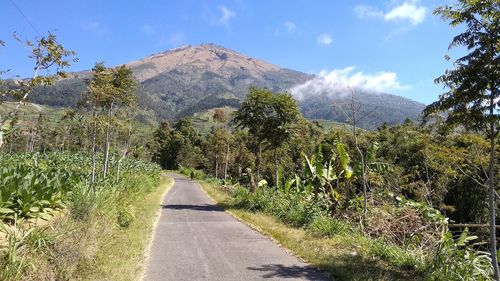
[{"left": 144, "top": 173, "right": 329, "bottom": 281}]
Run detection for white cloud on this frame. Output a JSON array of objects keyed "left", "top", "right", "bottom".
[
  {"left": 142, "top": 24, "right": 155, "bottom": 34},
  {"left": 284, "top": 21, "right": 297, "bottom": 32},
  {"left": 384, "top": 2, "right": 427, "bottom": 25},
  {"left": 354, "top": 1, "right": 427, "bottom": 26},
  {"left": 317, "top": 33, "right": 333, "bottom": 46},
  {"left": 290, "top": 67, "right": 409, "bottom": 100},
  {"left": 354, "top": 4, "right": 383, "bottom": 19},
  {"left": 214, "top": 5, "right": 236, "bottom": 27}
]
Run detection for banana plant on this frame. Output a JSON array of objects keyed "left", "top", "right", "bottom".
[{"left": 302, "top": 143, "right": 354, "bottom": 203}]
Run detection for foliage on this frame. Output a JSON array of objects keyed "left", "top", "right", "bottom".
[
  {"left": 427, "top": 228, "right": 493, "bottom": 281},
  {"left": 152, "top": 117, "right": 203, "bottom": 169},
  {"left": 0, "top": 32, "right": 77, "bottom": 149},
  {"left": 0, "top": 153, "right": 160, "bottom": 221},
  {"left": 425, "top": 1, "right": 499, "bottom": 277},
  {"left": 425, "top": 0, "right": 499, "bottom": 133},
  {"left": 0, "top": 153, "right": 161, "bottom": 279},
  {"left": 308, "top": 215, "right": 351, "bottom": 237},
  {"left": 233, "top": 87, "right": 300, "bottom": 150}
]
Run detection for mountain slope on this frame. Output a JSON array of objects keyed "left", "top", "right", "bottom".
[
  {"left": 27, "top": 44, "right": 425, "bottom": 129},
  {"left": 300, "top": 92, "right": 425, "bottom": 129}
]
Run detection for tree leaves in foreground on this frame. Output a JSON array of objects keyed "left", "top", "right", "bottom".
[{"left": 425, "top": 0, "right": 499, "bottom": 278}]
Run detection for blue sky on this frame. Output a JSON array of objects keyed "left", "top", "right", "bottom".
[{"left": 1, "top": 0, "right": 463, "bottom": 104}]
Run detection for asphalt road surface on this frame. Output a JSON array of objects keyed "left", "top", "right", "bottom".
[{"left": 144, "top": 173, "right": 329, "bottom": 281}]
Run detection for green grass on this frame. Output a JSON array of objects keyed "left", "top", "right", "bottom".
[
  {"left": 86, "top": 175, "right": 174, "bottom": 281},
  {"left": 198, "top": 180, "right": 423, "bottom": 281},
  {"left": 0, "top": 157, "right": 167, "bottom": 281}
]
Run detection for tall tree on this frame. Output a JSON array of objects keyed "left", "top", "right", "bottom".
[
  {"left": 0, "top": 33, "right": 77, "bottom": 149},
  {"left": 425, "top": 1, "right": 499, "bottom": 278},
  {"left": 213, "top": 109, "right": 232, "bottom": 184},
  {"left": 87, "top": 63, "right": 137, "bottom": 178},
  {"left": 86, "top": 62, "right": 111, "bottom": 182},
  {"left": 233, "top": 87, "right": 300, "bottom": 187}
]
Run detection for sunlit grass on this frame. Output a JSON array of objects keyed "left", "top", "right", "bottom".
[{"left": 87, "top": 175, "right": 174, "bottom": 281}]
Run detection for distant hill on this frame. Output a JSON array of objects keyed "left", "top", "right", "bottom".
[
  {"left": 299, "top": 92, "right": 425, "bottom": 129},
  {"left": 26, "top": 43, "right": 425, "bottom": 129}
]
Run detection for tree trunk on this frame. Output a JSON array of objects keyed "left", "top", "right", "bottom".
[
  {"left": 224, "top": 141, "right": 229, "bottom": 185},
  {"left": 91, "top": 107, "right": 97, "bottom": 183},
  {"left": 215, "top": 156, "right": 219, "bottom": 179},
  {"left": 275, "top": 150, "right": 279, "bottom": 189},
  {"left": 0, "top": 116, "right": 4, "bottom": 150},
  {"left": 116, "top": 135, "right": 130, "bottom": 183},
  {"left": 257, "top": 143, "right": 262, "bottom": 183},
  {"left": 103, "top": 103, "right": 113, "bottom": 178},
  {"left": 488, "top": 95, "right": 499, "bottom": 281}
]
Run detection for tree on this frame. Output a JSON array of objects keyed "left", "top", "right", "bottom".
[
  {"left": 425, "top": 1, "right": 499, "bottom": 278},
  {"left": 334, "top": 87, "right": 378, "bottom": 227},
  {"left": 151, "top": 121, "right": 172, "bottom": 167},
  {"left": 86, "top": 62, "right": 110, "bottom": 182},
  {"left": 152, "top": 117, "right": 203, "bottom": 170},
  {"left": 233, "top": 87, "right": 300, "bottom": 187},
  {"left": 87, "top": 62, "right": 137, "bottom": 178},
  {"left": 0, "top": 33, "right": 77, "bottom": 149},
  {"left": 213, "top": 109, "right": 232, "bottom": 184}
]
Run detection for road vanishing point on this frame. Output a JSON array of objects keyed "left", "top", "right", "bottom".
[{"left": 144, "top": 173, "right": 329, "bottom": 281}]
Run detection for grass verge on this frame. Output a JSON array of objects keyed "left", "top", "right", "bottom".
[
  {"left": 0, "top": 173, "right": 173, "bottom": 281},
  {"left": 87, "top": 175, "right": 174, "bottom": 281},
  {"left": 198, "top": 179, "right": 422, "bottom": 281}
]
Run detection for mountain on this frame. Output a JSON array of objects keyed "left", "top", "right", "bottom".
[
  {"left": 299, "top": 92, "right": 425, "bottom": 129},
  {"left": 27, "top": 43, "right": 425, "bottom": 129}
]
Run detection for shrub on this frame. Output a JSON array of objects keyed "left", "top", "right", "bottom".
[
  {"left": 425, "top": 229, "right": 493, "bottom": 281},
  {"left": 117, "top": 207, "right": 134, "bottom": 228},
  {"left": 308, "top": 215, "right": 350, "bottom": 237}
]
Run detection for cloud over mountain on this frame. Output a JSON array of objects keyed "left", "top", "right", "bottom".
[{"left": 290, "top": 67, "right": 409, "bottom": 100}]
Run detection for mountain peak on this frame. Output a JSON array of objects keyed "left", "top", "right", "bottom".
[{"left": 127, "top": 44, "right": 281, "bottom": 82}]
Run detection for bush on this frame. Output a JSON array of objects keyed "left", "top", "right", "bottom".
[
  {"left": 425, "top": 229, "right": 493, "bottom": 281},
  {"left": 68, "top": 182, "right": 116, "bottom": 221},
  {"left": 117, "top": 207, "right": 134, "bottom": 228},
  {"left": 308, "top": 215, "right": 350, "bottom": 237}
]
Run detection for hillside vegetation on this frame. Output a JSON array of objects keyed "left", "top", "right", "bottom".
[
  {"left": 0, "top": 1, "right": 498, "bottom": 279},
  {"left": 23, "top": 44, "right": 424, "bottom": 129},
  {"left": 152, "top": 86, "right": 497, "bottom": 280}
]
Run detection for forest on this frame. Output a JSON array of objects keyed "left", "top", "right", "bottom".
[{"left": 0, "top": 0, "right": 498, "bottom": 280}]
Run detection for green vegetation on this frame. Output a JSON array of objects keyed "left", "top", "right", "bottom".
[
  {"left": 89, "top": 175, "right": 173, "bottom": 280},
  {"left": 0, "top": 0, "right": 497, "bottom": 280},
  {"left": 184, "top": 169, "right": 493, "bottom": 281},
  {"left": 150, "top": 3, "right": 499, "bottom": 279},
  {"left": 161, "top": 45, "right": 497, "bottom": 280},
  {"left": 424, "top": 0, "right": 499, "bottom": 277},
  {"left": 0, "top": 153, "right": 163, "bottom": 280},
  {"left": 0, "top": 33, "right": 165, "bottom": 281}
]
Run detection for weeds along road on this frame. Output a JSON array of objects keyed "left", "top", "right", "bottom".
[{"left": 144, "top": 173, "right": 328, "bottom": 281}]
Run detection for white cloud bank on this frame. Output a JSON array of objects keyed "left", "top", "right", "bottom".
[
  {"left": 317, "top": 33, "right": 333, "bottom": 46},
  {"left": 355, "top": 1, "right": 427, "bottom": 26},
  {"left": 290, "top": 67, "right": 409, "bottom": 100}
]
